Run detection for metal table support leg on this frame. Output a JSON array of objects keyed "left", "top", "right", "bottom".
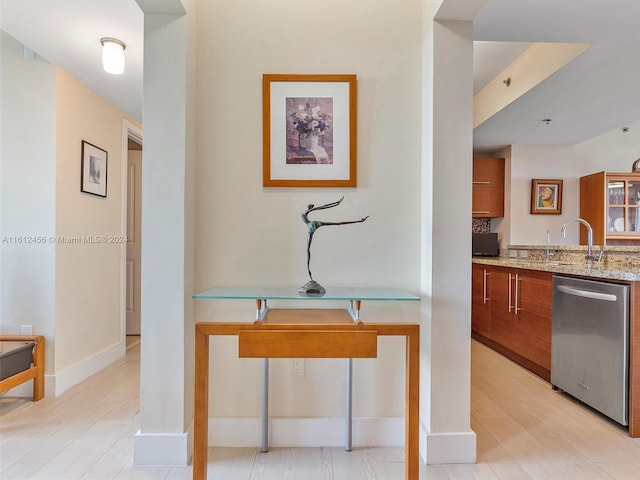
[
  {"left": 346, "top": 357, "right": 353, "bottom": 451},
  {"left": 262, "top": 358, "right": 269, "bottom": 453}
]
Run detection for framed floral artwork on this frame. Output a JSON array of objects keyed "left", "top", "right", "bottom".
[
  {"left": 531, "top": 179, "right": 563, "bottom": 214},
  {"left": 81, "top": 140, "right": 108, "bottom": 198},
  {"left": 262, "top": 74, "right": 357, "bottom": 187}
]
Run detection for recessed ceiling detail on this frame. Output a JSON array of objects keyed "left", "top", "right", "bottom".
[{"left": 474, "top": 42, "right": 592, "bottom": 129}]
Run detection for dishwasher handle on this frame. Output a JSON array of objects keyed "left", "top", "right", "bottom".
[{"left": 556, "top": 284, "right": 618, "bottom": 302}]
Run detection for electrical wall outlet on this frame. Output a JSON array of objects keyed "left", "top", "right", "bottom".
[
  {"left": 519, "top": 250, "right": 528, "bottom": 259},
  {"left": 509, "top": 250, "right": 517, "bottom": 258},
  {"left": 294, "top": 359, "right": 304, "bottom": 376},
  {"left": 20, "top": 325, "right": 33, "bottom": 335}
]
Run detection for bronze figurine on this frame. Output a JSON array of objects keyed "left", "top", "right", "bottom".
[{"left": 299, "top": 197, "right": 369, "bottom": 295}]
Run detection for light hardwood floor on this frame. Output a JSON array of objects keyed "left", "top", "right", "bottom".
[{"left": 1, "top": 340, "right": 639, "bottom": 479}]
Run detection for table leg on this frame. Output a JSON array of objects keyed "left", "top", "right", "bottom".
[
  {"left": 262, "top": 358, "right": 269, "bottom": 453},
  {"left": 193, "top": 326, "right": 209, "bottom": 480},
  {"left": 346, "top": 357, "right": 353, "bottom": 451},
  {"left": 405, "top": 327, "right": 420, "bottom": 480}
]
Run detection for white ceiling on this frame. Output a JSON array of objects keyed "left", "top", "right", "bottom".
[
  {"left": 473, "top": 0, "right": 640, "bottom": 149},
  {"left": 1, "top": 0, "right": 143, "bottom": 121},
  {"left": 2, "top": 0, "right": 640, "bottom": 151}
]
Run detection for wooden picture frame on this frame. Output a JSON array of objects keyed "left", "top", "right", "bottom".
[
  {"left": 262, "top": 74, "right": 357, "bottom": 187},
  {"left": 81, "top": 140, "right": 108, "bottom": 198},
  {"left": 531, "top": 179, "right": 562, "bottom": 214}
]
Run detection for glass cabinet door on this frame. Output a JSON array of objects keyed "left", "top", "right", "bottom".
[
  {"left": 608, "top": 180, "right": 625, "bottom": 232},
  {"left": 608, "top": 180, "right": 624, "bottom": 205},
  {"left": 607, "top": 178, "right": 640, "bottom": 234},
  {"left": 628, "top": 180, "right": 640, "bottom": 233}
]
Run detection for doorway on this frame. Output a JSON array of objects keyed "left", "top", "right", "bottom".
[{"left": 125, "top": 128, "right": 142, "bottom": 337}]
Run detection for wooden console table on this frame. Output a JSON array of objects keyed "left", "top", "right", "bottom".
[{"left": 192, "top": 286, "right": 420, "bottom": 480}]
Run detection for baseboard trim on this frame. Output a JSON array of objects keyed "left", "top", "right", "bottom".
[
  {"left": 134, "top": 429, "right": 193, "bottom": 466},
  {"left": 52, "top": 342, "right": 123, "bottom": 396},
  {"left": 209, "top": 417, "right": 404, "bottom": 448},
  {"left": 0, "top": 342, "right": 124, "bottom": 398},
  {"left": 420, "top": 424, "right": 477, "bottom": 464}
]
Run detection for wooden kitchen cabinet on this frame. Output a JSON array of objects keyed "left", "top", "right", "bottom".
[
  {"left": 580, "top": 171, "right": 640, "bottom": 245},
  {"left": 486, "top": 266, "right": 516, "bottom": 350},
  {"left": 473, "top": 262, "right": 640, "bottom": 437},
  {"left": 471, "top": 264, "right": 552, "bottom": 380},
  {"left": 472, "top": 157, "right": 505, "bottom": 218},
  {"left": 471, "top": 264, "right": 492, "bottom": 337},
  {"left": 510, "top": 269, "right": 552, "bottom": 372}
]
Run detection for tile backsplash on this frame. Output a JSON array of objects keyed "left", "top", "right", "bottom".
[{"left": 472, "top": 218, "right": 491, "bottom": 233}]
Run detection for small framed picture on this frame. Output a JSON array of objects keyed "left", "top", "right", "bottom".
[
  {"left": 81, "top": 140, "right": 108, "bottom": 198},
  {"left": 262, "top": 73, "right": 357, "bottom": 187},
  {"left": 531, "top": 179, "right": 562, "bottom": 214}
]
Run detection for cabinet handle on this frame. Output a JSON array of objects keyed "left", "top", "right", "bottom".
[
  {"left": 472, "top": 211, "right": 490, "bottom": 214},
  {"left": 514, "top": 273, "right": 520, "bottom": 314},
  {"left": 483, "top": 269, "right": 488, "bottom": 304},
  {"left": 472, "top": 181, "right": 490, "bottom": 185},
  {"left": 508, "top": 273, "right": 513, "bottom": 312}
]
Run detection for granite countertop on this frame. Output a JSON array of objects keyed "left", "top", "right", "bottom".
[{"left": 472, "top": 256, "right": 640, "bottom": 282}]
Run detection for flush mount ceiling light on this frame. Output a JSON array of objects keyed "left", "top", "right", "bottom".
[{"left": 100, "top": 37, "right": 126, "bottom": 75}]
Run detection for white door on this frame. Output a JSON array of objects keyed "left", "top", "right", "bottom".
[{"left": 126, "top": 149, "right": 142, "bottom": 335}]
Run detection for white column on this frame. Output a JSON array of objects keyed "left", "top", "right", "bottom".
[
  {"left": 134, "top": 0, "right": 196, "bottom": 466},
  {"left": 420, "top": 0, "right": 484, "bottom": 464}
]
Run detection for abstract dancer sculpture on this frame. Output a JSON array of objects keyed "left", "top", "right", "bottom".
[{"left": 299, "top": 197, "right": 369, "bottom": 295}]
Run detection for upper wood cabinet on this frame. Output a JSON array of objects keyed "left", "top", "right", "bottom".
[
  {"left": 472, "top": 157, "right": 505, "bottom": 218},
  {"left": 580, "top": 171, "right": 640, "bottom": 245}
]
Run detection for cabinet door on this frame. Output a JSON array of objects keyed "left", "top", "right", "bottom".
[
  {"left": 472, "top": 157, "right": 505, "bottom": 218},
  {"left": 488, "top": 267, "right": 518, "bottom": 351},
  {"left": 472, "top": 264, "right": 553, "bottom": 379},
  {"left": 512, "top": 270, "right": 552, "bottom": 370},
  {"left": 626, "top": 179, "right": 640, "bottom": 233},
  {"left": 580, "top": 171, "right": 606, "bottom": 244},
  {"left": 607, "top": 176, "right": 640, "bottom": 236},
  {"left": 581, "top": 171, "right": 640, "bottom": 245},
  {"left": 471, "top": 264, "right": 491, "bottom": 337}
]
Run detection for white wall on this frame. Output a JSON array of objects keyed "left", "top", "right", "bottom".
[
  {"left": 502, "top": 144, "right": 583, "bottom": 245},
  {"left": 54, "top": 68, "right": 131, "bottom": 383},
  {"left": 194, "top": 0, "right": 422, "bottom": 425},
  {"left": 0, "top": 31, "right": 57, "bottom": 368},
  {"left": 1, "top": 30, "right": 139, "bottom": 396},
  {"left": 575, "top": 119, "right": 640, "bottom": 173},
  {"left": 493, "top": 120, "right": 640, "bottom": 246}
]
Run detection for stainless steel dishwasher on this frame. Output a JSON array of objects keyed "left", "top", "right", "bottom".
[{"left": 551, "top": 275, "right": 630, "bottom": 426}]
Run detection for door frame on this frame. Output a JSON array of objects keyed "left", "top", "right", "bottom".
[{"left": 120, "top": 119, "right": 143, "bottom": 354}]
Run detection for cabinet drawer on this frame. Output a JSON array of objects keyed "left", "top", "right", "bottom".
[{"left": 239, "top": 329, "right": 378, "bottom": 358}]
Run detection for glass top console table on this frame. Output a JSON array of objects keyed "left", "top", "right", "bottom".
[{"left": 192, "top": 286, "right": 421, "bottom": 480}]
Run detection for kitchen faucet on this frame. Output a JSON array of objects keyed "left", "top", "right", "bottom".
[
  {"left": 560, "top": 217, "right": 603, "bottom": 263},
  {"left": 545, "top": 229, "right": 555, "bottom": 261}
]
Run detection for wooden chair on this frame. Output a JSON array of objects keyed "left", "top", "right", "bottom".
[{"left": 0, "top": 335, "right": 45, "bottom": 401}]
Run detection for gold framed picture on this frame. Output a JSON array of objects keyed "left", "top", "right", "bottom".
[
  {"left": 262, "top": 74, "right": 357, "bottom": 187},
  {"left": 531, "top": 179, "right": 563, "bottom": 214}
]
